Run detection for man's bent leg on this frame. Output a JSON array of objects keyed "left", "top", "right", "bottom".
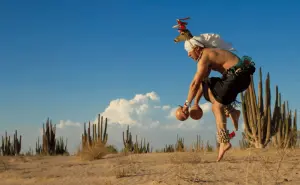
[
  {"left": 203, "top": 80, "right": 240, "bottom": 131},
  {"left": 224, "top": 104, "right": 240, "bottom": 131},
  {"left": 207, "top": 89, "right": 231, "bottom": 162}
]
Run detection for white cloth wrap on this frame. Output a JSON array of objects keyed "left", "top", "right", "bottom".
[
  {"left": 184, "top": 33, "right": 235, "bottom": 52},
  {"left": 184, "top": 38, "right": 204, "bottom": 52}
]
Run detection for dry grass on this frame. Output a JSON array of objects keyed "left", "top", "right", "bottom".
[
  {"left": 114, "top": 153, "right": 144, "bottom": 178},
  {"left": 0, "top": 159, "right": 8, "bottom": 171},
  {"left": 0, "top": 148, "right": 299, "bottom": 185},
  {"left": 78, "top": 141, "right": 108, "bottom": 161},
  {"left": 243, "top": 147, "right": 300, "bottom": 184}
]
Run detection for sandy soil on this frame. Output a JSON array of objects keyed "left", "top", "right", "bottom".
[{"left": 0, "top": 148, "right": 300, "bottom": 185}]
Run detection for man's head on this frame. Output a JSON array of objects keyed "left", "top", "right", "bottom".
[{"left": 184, "top": 37, "right": 205, "bottom": 61}]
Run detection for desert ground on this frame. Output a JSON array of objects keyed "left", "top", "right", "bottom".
[{"left": 0, "top": 148, "right": 300, "bottom": 185}]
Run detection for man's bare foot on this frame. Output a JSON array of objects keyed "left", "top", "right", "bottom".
[
  {"left": 217, "top": 142, "right": 232, "bottom": 162},
  {"left": 229, "top": 110, "right": 240, "bottom": 131}
]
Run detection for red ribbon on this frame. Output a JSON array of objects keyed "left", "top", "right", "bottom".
[{"left": 229, "top": 131, "right": 235, "bottom": 139}]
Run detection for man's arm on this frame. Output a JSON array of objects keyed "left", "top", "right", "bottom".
[{"left": 184, "top": 52, "right": 211, "bottom": 108}]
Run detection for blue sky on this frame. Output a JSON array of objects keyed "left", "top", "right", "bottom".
[{"left": 0, "top": 0, "right": 299, "bottom": 152}]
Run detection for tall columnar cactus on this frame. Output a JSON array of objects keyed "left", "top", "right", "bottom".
[
  {"left": 122, "top": 125, "right": 134, "bottom": 152},
  {"left": 1, "top": 130, "right": 22, "bottom": 156},
  {"left": 81, "top": 114, "right": 108, "bottom": 149},
  {"left": 13, "top": 130, "right": 21, "bottom": 154},
  {"left": 36, "top": 137, "right": 42, "bottom": 154},
  {"left": 175, "top": 134, "right": 184, "bottom": 152},
  {"left": 55, "top": 137, "right": 68, "bottom": 155},
  {"left": 241, "top": 67, "right": 297, "bottom": 148},
  {"left": 295, "top": 130, "right": 300, "bottom": 147},
  {"left": 122, "top": 125, "right": 151, "bottom": 153},
  {"left": 134, "top": 136, "right": 150, "bottom": 153},
  {"left": 164, "top": 144, "right": 175, "bottom": 152},
  {"left": 291, "top": 110, "right": 298, "bottom": 147},
  {"left": 271, "top": 102, "right": 298, "bottom": 148},
  {"left": 42, "top": 118, "right": 56, "bottom": 155},
  {"left": 193, "top": 134, "right": 204, "bottom": 151},
  {"left": 241, "top": 68, "right": 278, "bottom": 148},
  {"left": 40, "top": 118, "right": 68, "bottom": 155}
]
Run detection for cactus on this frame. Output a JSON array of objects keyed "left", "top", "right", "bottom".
[
  {"left": 122, "top": 125, "right": 134, "bottom": 152},
  {"left": 122, "top": 125, "right": 151, "bottom": 153},
  {"left": 193, "top": 134, "right": 204, "bottom": 152},
  {"left": 295, "top": 130, "right": 300, "bottom": 147},
  {"left": 136, "top": 137, "right": 150, "bottom": 153},
  {"left": 290, "top": 111, "right": 298, "bottom": 147},
  {"left": 175, "top": 134, "right": 184, "bottom": 152},
  {"left": 205, "top": 141, "right": 213, "bottom": 152},
  {"left": 192, "top": 135, "right": 214, "bottom": 152},
  {"left": 241, "top": 67, "right": 297, "bottom": 148},
  {"left": 81, "top": 114, "right": 108, "bottom": 149},
  {"left": 36, "top": 137, "right": 42, "bottom": 154},
  {"left": 271, "top": 104, "right": 298, "bottom": 148},
  {"left": 1, "top": 130, "right": 22, "bottom": 156},
  {"left": 40, "top": 118, "right": 68, "bottom": 155},
  {"left": 163, "top": 134, "right": 186, "bottom": 153},
  {"left": 239, "top": 132, "right": 251, "bottom": 149},
  {"left": 42, "top": 118, "right": 56, "bottom": 155},
  {"left": 13, "top": 130, "right": 21, "bottom": 155},
  {"left": 162, "top": 134, "right": 185, "bottom": 152},
  {"left": 240, "top": 68, "right": 273, "bottom": 148},
  {"left": 55, "top": 137, "right": 68, "bottom": 155},
  {"left": 164, "top": 144, "right": 175, "bottom": 153}
]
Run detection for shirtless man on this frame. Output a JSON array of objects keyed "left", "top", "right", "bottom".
[{"left": 179, "top": 37, "right": 255, "bottom": 162}]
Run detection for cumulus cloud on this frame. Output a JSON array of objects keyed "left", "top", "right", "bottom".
[
  {"left": 38, "top": 91, "right": 244, "bottom": 154},
  {"left": 96, "top": 91, "right": 159, "bottom": 125},
  {"left": 96, "top": 91, "right": 211, "bottom": 130}
]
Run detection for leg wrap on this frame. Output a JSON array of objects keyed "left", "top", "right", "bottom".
[
  {"left": 216, "top": 128, "right": 230, "bottom": 143},
  {"left": 224, "top": 104, "right": 234, "bottom": 116}
]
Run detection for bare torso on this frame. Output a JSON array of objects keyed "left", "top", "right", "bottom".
[{"left": 203, "top": 48, "right": 239, "bottom": 74}]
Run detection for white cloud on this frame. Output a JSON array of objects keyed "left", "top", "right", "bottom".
[
  {"left": 97, "top": 91, "right": 159, "bottom": 125},
  {"left": 6, "top": 91, "right": 244, "bottom": 155},
  {"left": 57, "top": 120, "right": 81, "bottom": 129},
  {"left": 154, "top": 105, "right": 171, "bottom": 111},
  {"left": 97, "top": 91, "right": 211, "bottom": 130},
  {"left": 49, "top": 91, "right": 221, "bottom": 153},
  {"left": 162, "top": 105, "right": 171, "bottom": 110}
]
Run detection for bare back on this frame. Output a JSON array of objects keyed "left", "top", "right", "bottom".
[{"left": 203, "top": 48, "right": 239, "bottom": 74}]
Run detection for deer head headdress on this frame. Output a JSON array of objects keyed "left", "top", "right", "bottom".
[
  {"left": 173, "top": 17, "right": 205, "bottom": 52},
  {"left": 173, "top": 17, "right": 193, "bottom": 43}
]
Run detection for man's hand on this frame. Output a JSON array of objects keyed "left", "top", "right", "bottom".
[
  {"left": 182, "top": 104, "right": 189, "bottom": 114},
  {"left": 175, "top": 105, "right": 189, "bottom": 121}
]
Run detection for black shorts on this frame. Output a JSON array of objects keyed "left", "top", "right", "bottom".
[{"left": 202, "top": 71, "right": 252, "bottom": 105}]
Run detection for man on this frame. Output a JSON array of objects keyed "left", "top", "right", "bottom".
[
  {"left": 186, "top": 33, "right": 242, "bottom": 132},
  {"left": 179, "top": 37, "right": 255, "bottom": 162}
]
